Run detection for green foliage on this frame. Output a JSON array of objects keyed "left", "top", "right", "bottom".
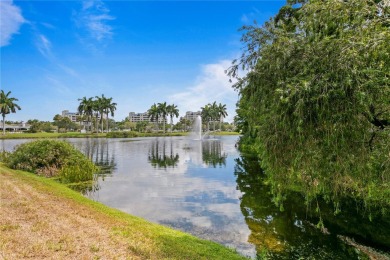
[
  {"left": 27, "top": 119, "right": 55, "bottom": 133},
  {"left": 106, "top": 131, "right": 142, "bottom": 138},
  {"left": 0, "top": 90, "right": 21, "bottom": 135},
  {"left": 5, "top": 140, "right": 98, "bottom": 183},
  {"left": 230, "top": 0, "right": 390, "bottom": 210},
  {"left": 106, "top": 131, "right": 185, "bottom": 138},
  {"left": 201, "top": 101, "right": 228, "bottom": 131}
]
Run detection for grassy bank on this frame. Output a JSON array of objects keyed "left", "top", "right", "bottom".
[
  {"left": 0, "top": 165, "right": 246, "bottom": 259},
  {"left": 0, "top": 131, "right": 239, "bottom": 139},
  {"left": 0, "top": 132, "right": 106, "bottom": 139}
]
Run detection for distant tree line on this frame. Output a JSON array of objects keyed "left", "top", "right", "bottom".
[
  {"left": 77, "top": 94, "right": 117, "bottom": 133},
  {"left": 0, "top": 89, "right": 235, "bottom": 134}
]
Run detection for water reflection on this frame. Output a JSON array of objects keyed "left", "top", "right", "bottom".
[
  {"left": 202, "top": 140, "right": 227, "bottom": 167},
  {"left": 147, "top": 138, "right": 227, "bottom": 169},
  {"left": 235, "top": 154, "right": 390, "bottom": 259},
  {"left": 68, "top": 138, "right": 116, "bottom": 194},
  {"left": 72, "top": 138, "right": 116, "bottom": 179},
  {"left": 148, "top": 139, "right": 180, "bottom": 168}
]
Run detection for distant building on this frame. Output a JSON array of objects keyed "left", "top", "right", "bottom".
[
  {"left": 61, "top": 110, "right": 105, "bottom": 126},
  {"left": 0, "top": 121, "right": 30, "bottom": 132},
  {"left": 128, "top": 112, "right": 166, "bottom": 124},
  {"left": 128, "top": 112, "right": 150, "bottom": 123},
  {"left": 62, "top": 110, "right": 79, "bottom": 122},
  {"left": 182, "top": 111, "right": 201, "bottom": 122}
]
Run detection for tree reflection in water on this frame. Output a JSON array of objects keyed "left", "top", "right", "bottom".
[
  {"left": 69, "top": 138, "right": 116, "bottom": 194},
  {"left": 148, "top": 139, "right": 180, "bottom": 168},
  {"left": 202, "top": 140, "right": 227, "bottom": 167},
  {"left": 234, "top": 154, "right": 390, "bottom": 259}
]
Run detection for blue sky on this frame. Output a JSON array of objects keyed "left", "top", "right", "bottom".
[{"left": 1, "top": 0, "right": 285, "bottom": 122}]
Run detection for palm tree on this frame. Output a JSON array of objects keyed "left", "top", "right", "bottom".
[
  {"left": 167, "top": 104, "right": 179, "bottom": 133},
  {"left": 158, "top": 102, "right": 168, "bottom": 133},
  {"left": 201, "top": 104, "right": 211, "bottom": 132},
  {"left": 217, "top": 103, "right": 228, "bottom": 131},
  {"left": 148, "top": 103, "right": 159, "bottom": 131},
  {"left": 210, "top": 101, "right": 219, "bottom": 131},
  {"left": 0, "top": 90, "right": 21, "bottom": 135},
  {"left": 78, "top": 97, "right": 94, "bottom": 132},
  {"left": 91, "top": 97, "right": 104, "bottom": 133},
  {"left": 105, "top": 98, "right": 117, "bottom": 132},
  {"left": 95, "top": 95, "right": 107, "bottom": 133}
]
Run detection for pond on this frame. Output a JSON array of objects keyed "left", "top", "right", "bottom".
[{"left": 1, "top": 136, "right": 389, "bottom": 259}]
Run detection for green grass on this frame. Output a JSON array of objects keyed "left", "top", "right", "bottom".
[
  {"left": 0, "top": 165, "right": 247, "bottom": 259},
  {"left": 213, "top": 131, "right": 240, "bottom": 136},
  {"left": 0, "top": 131, "right": 239, "bottom": 139},
  {"left": 0, "top": 132, "right": 106, "bottom": 139}
]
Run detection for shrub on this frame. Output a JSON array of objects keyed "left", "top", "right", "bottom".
[
  {"left": 6, "top": 140, "right": 98, "bottom": 183},
  {"left": 106, "top": 131, "right": 141, "bottom": 138}
]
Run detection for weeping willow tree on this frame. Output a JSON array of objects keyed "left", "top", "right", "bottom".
[{"left": 229, "top": 0, "right": 390, "bottom": 214}]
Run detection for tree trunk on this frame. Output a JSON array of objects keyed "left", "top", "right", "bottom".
[
  {"left": 101, "top": 115, "right": 104, "bottom": 133},
  {"left": 106, "top": 112, "right": 109, "bottom": 132},
  {"left": 2, "top": 115, "right": 5, "bottom": 135},
  {"left": 95, "top": 114, "right": 99, "bottom": 133}
]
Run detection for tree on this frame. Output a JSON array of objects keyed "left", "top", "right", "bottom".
[
  {"left": 157, "top": 102, "right": 168, "bottom": 133},
  {"left": 167, "top": 104, "right": 179, "bottom": 132},
  {"left": 136, "top": 121, "right": 148, "bottom": 132},
  {"left": 94, "top": 95, "right": 105, "bottom": 133},
  {"left": 105, "top": 97, "right": 117, "bottom": 132},
  {"left": 201, "top": 104, "right": 211, "bottom": 132},
  {"left": 210, "top": 101, "right": 219, "bottom": 131},
  {"left": 53, "top": 114, "right": 63, "bottom": 133},
  {"left": 228, "top": 0, "right": 390, "bottom": 209},
  {"left": 0, "top": 90, "right": 21, "bottom": 135},
  {"left": 78, "top": 97, "right": 94, "bottom": 132},
  {"left": 148, "top": 103, "right": 160, "bottom": 131},
  {"left": 217, "top": 103, "right": 228, "bottom": 131}
]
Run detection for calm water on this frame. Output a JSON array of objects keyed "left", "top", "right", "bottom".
[{"left": 2, "top": 136, "right": 389, "bottom": 259}]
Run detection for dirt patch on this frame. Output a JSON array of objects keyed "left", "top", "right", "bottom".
[{"left": 0, "top": 170, "right": 142, "bottom": 259}]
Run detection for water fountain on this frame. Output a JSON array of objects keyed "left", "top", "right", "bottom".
[
  {"left": 190, "top": 115, "right": 216, "bottom": 140},
  {"left": 190, "top": 115, "right": 203, "bottom": 140}
]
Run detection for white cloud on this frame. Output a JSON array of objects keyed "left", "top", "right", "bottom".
[
  {"left": 0, "top": 0, "right": 26, "bottom": 47},
  {"left": 241, "top": 14, "right": 249, "bottom": 23},
  {"left": 36, "top": 34, "right": 52, "bottom": 59},
  {"left": 169, "top": 60, "right": 238, "bottom": 122},
  {"left": 45, "top": 75, "right": 71, "bottom": 94},
  {"left": 76, "top": 0, "right": 115, "bottom": 42}
]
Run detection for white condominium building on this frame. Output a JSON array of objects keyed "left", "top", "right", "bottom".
[
  {"left": 128, "top": 112, "right": 167, "bottom": 124},
  {"left": 183, "top": 111, "right": 201, "bottom": 122}
]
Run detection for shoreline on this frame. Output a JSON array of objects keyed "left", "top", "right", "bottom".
[{"left": 0, "top": 131, "right": 240, "bottom": 140}]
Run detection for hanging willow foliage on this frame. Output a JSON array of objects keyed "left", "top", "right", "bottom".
[{"left": 230, "top": 0, "right": 390, "bottom": 212}]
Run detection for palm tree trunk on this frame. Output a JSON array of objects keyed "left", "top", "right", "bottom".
[
  {"left": 106, "top": 112, "right": 109, "bottom": 132},
  {"left": 95, "top": 114, "right": 99, "bottom": 133},
  {"left": 101, "top": 114, "right": 104, "bottom": 133},
  {"left": 2, "top": 115, "right": 5, "bottom": 135}
]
